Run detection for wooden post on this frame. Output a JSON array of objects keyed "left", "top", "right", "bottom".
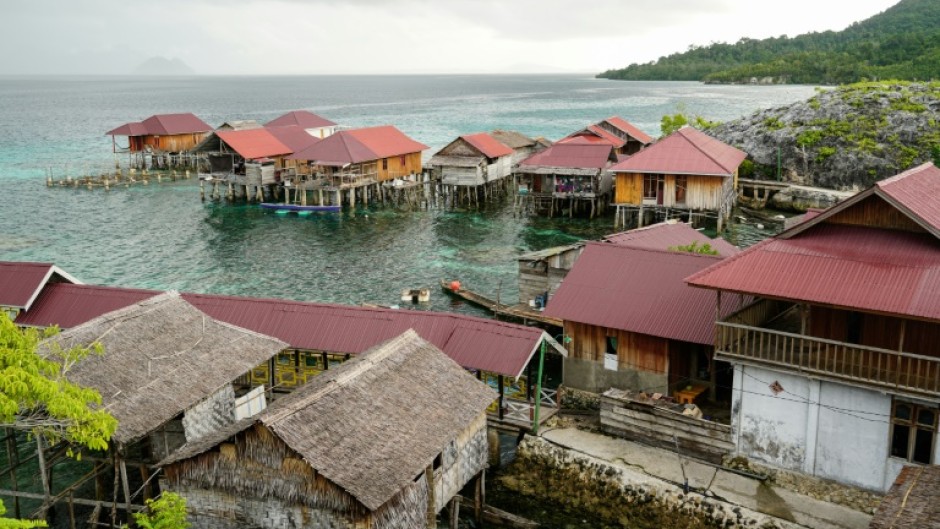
[
  {"left": 5, "top": 430, "right": 20, "bottom": 518},
  {"left": 36, "top": 437, "right": 51, "bottom": 520},
  {"left": 425, "top": 465, "right": 436, "bottom": 528},
  {"left": 474, "top": 469, "right": 485, "bottom": 526},
  {"left": 120, "top": 458, "right": 131, "bottom": 516},
  {"left": 497, "top": 376, "right": 504, "bottom": 420},
  {"left": 448, "top": 496, "right": 460, "bottom": 529}
]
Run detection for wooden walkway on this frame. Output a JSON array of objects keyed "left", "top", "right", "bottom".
[{"left": 440, "top": 280, "right": 562, "bottom": 328}]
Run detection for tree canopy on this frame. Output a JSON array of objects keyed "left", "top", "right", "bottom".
[{"left": 598, "top": 0, "right": 940, "bottom": 85}]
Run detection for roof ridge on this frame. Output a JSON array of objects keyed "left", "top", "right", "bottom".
[
  {"left": 586, "top": 239, "right": 726, "bottom": 260},
  {"left": 677, "top": 127, "right": 734, "bottom": 174},
  {"left": 877, "top": 161, "right": 935, "bottom": 187}
]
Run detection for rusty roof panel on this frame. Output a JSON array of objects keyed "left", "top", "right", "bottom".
[
  {"left": 686, "top": 224, "right": 940, "bottom": 320},
  {"left": 543, "top": 243, "right": 729, "bottom": 345}
]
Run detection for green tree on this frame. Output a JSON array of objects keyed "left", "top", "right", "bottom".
[
  {"left": 0, "top": 312, "right": 118, "bottom": 527},
  {"left": 130, "top": 493, "right": 190, "bottom": 529},
  {"left": 669, "top": 241, "right": 720, "bottom": 255}
]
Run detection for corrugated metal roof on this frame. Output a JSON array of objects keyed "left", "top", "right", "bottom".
[
  {"left": 264, "top": 110, "right": 337, "bottom": 129},
  {"left": 289, "top": 125, "right": 428, "bottom": 165},
  {"left": 106, "top": 113, "right": 212, "bottom": 136},
  {"left": 877, "top": 162, "right": 940, "bottom": 234},
  {"left": 216, "top": 129, "right": 293, "bottom": 160},
  {"left": 519, "top": 143, "right": 613, "bottom": 170},
  {"left": 603, "top": 222, "right": 739, "bottom": 257},
  {"left": 603, "top": 116, "right": 653, "bottom": 144},
  {"left": 264, "top": 125, "right": 320, "bottom": 153},
  {"left": 461, "top": 133, "right": 513, "bottom": 158},
  {"left": 558, "top": 133, "right": 616, "bottom": 146},
  {"left": 611, "top": 126, "right": 746, "bottom": 177},
  {"left": 0, "top": 262, "right": 79, "bottom": 311},
  {"left": 543, "top": 243, "right": 729, "bottom": 345},
  {"left": 686, "top": 224, "right": 940, "bottom": 320},
  {"left": 15, "top": 281, "right": 560, "bottom": 377}
]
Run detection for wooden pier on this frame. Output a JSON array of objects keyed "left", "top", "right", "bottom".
[
  {"left": 440, "top": 280, "right": 562, "bottom": 328},
  {"left": 46, "top": 166, "right": 196, "bottom": 191}
]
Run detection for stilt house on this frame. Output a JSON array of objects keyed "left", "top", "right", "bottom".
[
  {"left": 610, "top": 126, "right": 746, "bottom": 230},
  {"left": 265, "top": 110, "right": 337, "bottom": 139},
  {"left": 515, "top": 142, "right": 617, "bottom": 217},
  {"left": 195, "top": 128, "right": 296, "bottom": 199},
  {"left": 106, "top": 113, "right": 213, "bottom": 154},
  {"left": 562, "top": 116, "right": 652, "bottom": 156},
  {"left": 686, "top": 162, "right": 940, "bottom": 492},
  {"left": 543, "top": 241, "right": 737, "bottom": 396},
  {"left": 160, "top": 330, "right": 496, "bottom": 529},
  {"left": 428, "top": 133, "right": 514, "bottom": 187},
  {"left": 489, "top": 130, "right": 550, "bottom": 164}
]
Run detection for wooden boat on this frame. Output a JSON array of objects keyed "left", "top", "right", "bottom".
[{"left": 260, "top": 203, "right": 341, "bottom": 213}]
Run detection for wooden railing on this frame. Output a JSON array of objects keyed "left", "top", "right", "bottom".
[{"left": 716, "top": 321, "right": 940, "bottom": 397}]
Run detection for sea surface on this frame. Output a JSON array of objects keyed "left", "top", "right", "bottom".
[{"left": 0, "top": 75, "right": 816, "bottom": 314}]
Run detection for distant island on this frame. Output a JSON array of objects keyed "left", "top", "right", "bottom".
[
  {"left": 598, "top": 0, "right": 940, "bottom": 85},
  {"left": 133, "top": 56, "right": 195, "bottom": 76}
]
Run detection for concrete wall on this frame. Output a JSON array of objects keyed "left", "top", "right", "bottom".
[
  {"left": 564, "top": 356, "right": 668, "bottom": 394},
  {"left": 730, "top": 364, "right": 937, "bottom": 492},
  {"left": 183, "top": 384, "right": 237, "bottom": 443}
]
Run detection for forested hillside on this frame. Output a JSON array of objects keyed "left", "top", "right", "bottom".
[{"left": 598, "top": 0, "right": 940, "bottom": 84}]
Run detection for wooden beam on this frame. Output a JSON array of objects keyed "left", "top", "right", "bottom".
[{"left": 0, "top": 489, "right": 145, "bottom": 511}]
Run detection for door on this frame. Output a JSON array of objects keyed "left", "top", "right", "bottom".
[{"left": 656, "top": 177, "right": 665, "bottom": 205}]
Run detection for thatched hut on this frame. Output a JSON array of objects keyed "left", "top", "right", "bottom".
[{"left": 160, "top": 330, "right": 497, "bottom": 529}]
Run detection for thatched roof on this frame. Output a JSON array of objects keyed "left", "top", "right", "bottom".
[
  {"left": 870, "top": 465, "right": 940, "bottom": 529},
  {"left": 41, "top": 292, "right": 287, "bottom": 445},
  {"left": 490, "top": 129, "right": 537, "bottom": 150},
  {"left": 162, "top": 330, "right": 496, "bottom": 511}
]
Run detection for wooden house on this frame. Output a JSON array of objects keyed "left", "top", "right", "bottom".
[
  {"left": 516, "top": 142, "right": 617, "bottom": 218},
  {"left": 8, "top": 292, "right": 286, "bottom": 527},
  {"left": 562, "top": 116, "right": 652, "bottom": 156},
  {"left": 428, "top": 133, "right": 514, "bottom": 187},
  {"left": 194, "top": 128, "right": 295, "bottom": 200},
  {"left": 265, "top": 110, "right": 337, "bottom": 139},
  {"left": 0, "top": 261, "right": 78, "bottom": 319},
  {"left": 490, "top": 129, "right": 550, "bottom": 164},
  {"left": 106, "top": 113, "right": 213, "bottom": 154},
  {"left": 543, "top": 242, "right": 736, "bottom": 396},
  {"left": 216, "top": 120, "right": 262, "bottom": 131},
  {"left": 610, "top": 126, "right": 746, "bottom": 231},
  {"left": 686, "top": 162, "right": 940, "bottom": 492},
  {"left": 160, "top": 330, "right": 496, "bottom": 529},
  {"left": 288, "top": 125, "right": 429, "bottom": 208}
]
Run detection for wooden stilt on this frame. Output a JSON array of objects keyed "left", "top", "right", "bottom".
[{"left": 449, "top": 496, "right": 460, "bottom": 529}]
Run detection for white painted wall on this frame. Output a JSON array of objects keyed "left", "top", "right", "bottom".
[
  {"left": 731, "top": 364, "right": 918, "bottom": 492},
  {"left": 304, "top": 126, "right": 336, "bottom": 139}
]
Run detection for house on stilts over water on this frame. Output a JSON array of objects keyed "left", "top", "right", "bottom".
[
  {"left": 610, "top": 126, "right": 746, "bottom": 231},
  {"left": 105, "top": 113, "right": 213, "bottom": 170},
  {"left": 686, "top": 162, "right": 940, "bottom": 492},
  {"left": 562, "top": 116, "right": 652, "bottom": 156},
  {"left": 265, "top": 110, "right": 338, "bottom": 139},
  {"left": 515, "top": 142, "right": 617, "bottom": 218},
  {"left": 427, "top": 132, "right": 515, "bottom": 206},
  {"left": 160, "top": 330, "right": 497, "bottom": 529},
  {"left": 287, "top": 125, "right": 429, "bottom": 209}
]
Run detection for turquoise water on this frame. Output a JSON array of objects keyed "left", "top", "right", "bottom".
[{"left": 0, "top": 76, "right": 815, "bottom": 313}]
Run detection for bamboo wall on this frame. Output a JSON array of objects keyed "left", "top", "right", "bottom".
[
  {"left": 564, "top": 321, "right": 669, "bottom": 374},
  {"left": 431, "top": 413, "right": 488, "bottom": 513},
  {"left": 377, "top": 152, "right": 423, "bottom": 181},
  {"left": 614, "top": 173, "right": 731, "bottom": 210},
  {"left": 130, "top": 133, "right": 209, "bottom": 154},
  {"left": 809, "top": 306, "right": 940, "bottom": 357},
  {"left": 825, "top": 195, "right": 927, "bottom": 233}
]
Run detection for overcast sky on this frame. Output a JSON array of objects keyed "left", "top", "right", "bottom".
[{"left": 1, "top": 0, "right": 900, "bottom": 75}]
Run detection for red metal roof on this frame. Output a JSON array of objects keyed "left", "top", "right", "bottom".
[
  {"left": 106, "top": 113, "right": 212, "bottom": 136},
  {"left": 603, "top": 116, "right": 653, "bottom": 144},
  {"left": 543, "top": 243, "right": 730, "bottom": 345},
  {"left": 519, "top": 143, "right": 613, "bottom": 170},
  {"left": 604, "top": 222, "right": 740, "bottom": 257},
  {"left": 558, "top": 132, "right": 618, "bottom": 146},
  {"left": 15, "top": 282, "right": 558, "bottom": 378},
  {"left": 686, "top": 224, "right": 940, "bottom": 320},
  {"left": 460, "top": 133, "right": 513, "bottom": 159},
  {"left": 289, "top": 126, "right": 428, "bottom": 165},
  {"left": 216, "top": 129, "right": 293, "bottom": 160},
  {"left": 264, "top": 110, "right": 337, "bottom": 129},
  {"left": 611, "top": 126, "right": 746, "bottom": 177},
  {"left": 877, "top": 162, "right": 940, "bottom": 233},
  {"left": 264, "top": 125, "right": 321, "bottom": 153},
  {"left": 0, "top": 262, "right": 79, "bottom": 311}
]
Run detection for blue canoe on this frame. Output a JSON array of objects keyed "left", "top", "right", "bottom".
[{"left": 260, "top": 203, "right": 341, "bottom": 213}]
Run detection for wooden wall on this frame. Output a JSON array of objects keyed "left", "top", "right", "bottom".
[
  {"left": 131, "top": 133, "right": 209, "bottom": 154},
  {"left": 564, "top": 321, "right": 669, "bottom": 374},
  {"left": 614, "top": 172, "right": 730, "bottom": 210},
  {"left": 809, "top": 306, "right": 940, "bottom": 357},
  {"left": 825, "top": 195, "right": 927, "bottom": 233},
  {"left": 377, "top": 152, "right": 423, "bottom": 181}
]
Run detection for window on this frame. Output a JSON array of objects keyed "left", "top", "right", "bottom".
[
  {"left": 400, "top": 155, "right": 406, "bottom": 166},
  {"left": 891, "top": 400, "right": 936, "bottom": 464},
  {"left": 675, "top": 176, "right": 687, "bottom": 204},
  {"left": 643, "top": 174, "right": 658, "bottom": 200},
  {"left": 604, "top": 336, "right": 618, "bottom": 371},
  {"left": 382, "top": 158, "right": 388, "bottom": 171}
]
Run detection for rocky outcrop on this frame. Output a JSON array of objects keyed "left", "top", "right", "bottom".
[{"left": 710, "top": 82, "right": 940, "bottom": 190}]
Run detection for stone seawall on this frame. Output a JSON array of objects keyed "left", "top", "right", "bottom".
[{"left": 502, "top": 436, "right": 801, "bottom": 529}]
